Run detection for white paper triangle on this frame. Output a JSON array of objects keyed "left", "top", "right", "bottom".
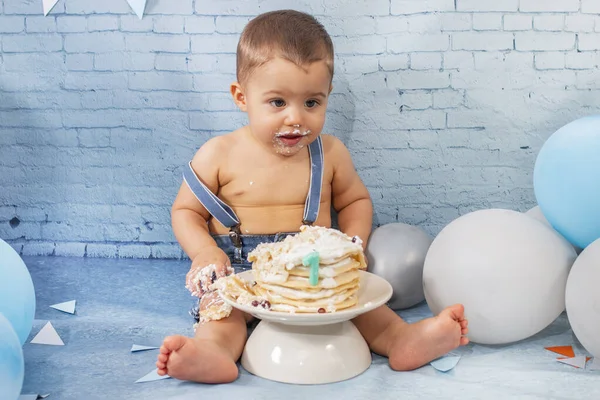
[
  {"left": 126, "top": 0, "right": 147, "bottom": 19},
  {"left": 30, "top": 322, "right": 64, "bottom": 346},
  {"left": 557, "top": 356, "right": 587, "bottom": 369},
  {"left": 131, "top": 344, "right": 159, "bottom": 352},
  {"left": 588, "top": 358, "right": 600, "bottom": 371},
  {"left": 135, "top": 369, "right": 171, "bottom": 383},
  {"left": 50, "top": 300, "right": 76, "bottom": 314},
  {"left": 430, "top": 355, "right": 461, "bottom": 372},
  {"left": 42, "top": 0, "right": 60, "bottom": 16}
]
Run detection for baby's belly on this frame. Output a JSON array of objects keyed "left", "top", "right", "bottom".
[{"left": 208, "top": 203, "right": 331, "bottom": 235}]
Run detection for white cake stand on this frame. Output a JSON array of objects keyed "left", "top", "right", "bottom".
[{"left": 220, "top": 270, "right": 393, "bottom": 385}]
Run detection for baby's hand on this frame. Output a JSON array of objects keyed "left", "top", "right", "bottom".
[
  {"left": 185, "top": 248, "right": 233, "bottom": 297},
  {"left": 199, "top": 291, "right": 225, "bottom": 312}
]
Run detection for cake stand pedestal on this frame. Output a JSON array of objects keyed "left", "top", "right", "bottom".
[{"left": 221, "top": 271, "right": 393, "bottom": 385}]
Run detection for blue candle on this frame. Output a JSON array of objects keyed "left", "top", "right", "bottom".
[{"left": 302, "top": 251, "right": 320, "bottom": 286}]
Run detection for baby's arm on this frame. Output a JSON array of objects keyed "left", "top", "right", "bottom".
[
  {"left": 327, "top": 135, "right": 373, "bottom": 250},
  {"left": 171, "top": 137, "right": 232, "bottom": 285}
]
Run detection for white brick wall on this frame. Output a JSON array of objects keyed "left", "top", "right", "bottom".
[
  {"left": 1, "top": 0, "right": 600, "bottom": 258},
  {"left": 520, "top": 0, "right": 579, "bottom": 12},
  {"left": 504, "top": 14, "right": 532, "bottom": 30}
]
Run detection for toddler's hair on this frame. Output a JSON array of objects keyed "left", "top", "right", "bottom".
[{"left": 236, "top": 10, "right": 334, "bottom": 84}]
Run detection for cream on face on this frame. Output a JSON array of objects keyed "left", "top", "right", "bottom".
[{"left": 272, "top": 126, "right": 312, "bottom": 154}]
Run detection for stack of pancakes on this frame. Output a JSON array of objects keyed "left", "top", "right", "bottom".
[{"left": 217, "top": 225, "right": 367, "bottom": 313}]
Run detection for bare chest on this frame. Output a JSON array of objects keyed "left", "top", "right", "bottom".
[{"left": 219, "top": 163, "right": 313, "bottom": 207}]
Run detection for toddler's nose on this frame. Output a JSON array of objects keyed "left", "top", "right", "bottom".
[{"left": 284, "top": 107, "right": 302, "bottom": 127}]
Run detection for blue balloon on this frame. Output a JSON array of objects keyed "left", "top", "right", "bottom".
[
  {"left": 533, "top": 115, "right": 600, "bottom": 249},
  {"left": 0, "top": 239, "right": 36, "bottom": 345},
  {"left": 0, "top": 313, "right": 24, "bottom": 400}
]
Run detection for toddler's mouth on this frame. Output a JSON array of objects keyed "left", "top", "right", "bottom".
[
  {"left": 274, "top": 128, "right": 311, "bottom": 138},
  {"left": 274, "top": 128, "right": 312, "bottom": 147}
]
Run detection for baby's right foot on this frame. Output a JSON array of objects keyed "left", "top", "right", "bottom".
[
  {"left": 387, "top": 304, "right": 469, "bottom": 371},
  {"left": 156, "top": 335, "right": 238, "bottom": 383}
]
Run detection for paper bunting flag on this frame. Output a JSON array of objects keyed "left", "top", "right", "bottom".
[
  {"left": 30, "top": 322, "right": 64, "bottom": 346},
  {"left": 43, "top": 1, "right": 147, "bottom": 19},
  {"left": 43, "top": 0, "right": 59, "bottom": 15},
  {"left": 545, "top": 345, "right": 596, "bottom": 369},
  {"left": 430, "top": 355, "right": 461, "bottom": 372},
  {"left": 131, "top": 344, "right": 159, "bottom": 352},
  {"left": 126, "top": 0, "right": 147, "bottom": 19},
  {"left": 135, "top": 369, "right": 171, "bottom": 383},
  {"left": 557, "top": 356, "right": 587, "bottom": 369},
  {"left": 50, "top": 300, "right": 76, "bottom": 314},
  {"left": 545, "top": 346, "right": 575, "bottom": 358},
  {"left": 19, "top": 395, "right": 49, "bottom": 400}
]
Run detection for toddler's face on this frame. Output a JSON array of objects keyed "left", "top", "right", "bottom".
[{"left": 241, "top": 57, "right": 332, "bottom": 156}]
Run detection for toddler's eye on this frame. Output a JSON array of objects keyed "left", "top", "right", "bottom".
[
  {"left": 270, "top": 99, "right": 286, "bottom": 108},
  {"left": 305, "top": 99, "right": 319, "bottom": 108}
]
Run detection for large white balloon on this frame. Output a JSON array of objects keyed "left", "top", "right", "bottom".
[
  {"left": 366, "top": 223, "right": 433, "bottom": 310},
  {"left": 566, "top": 238, "right": 600, "bottom": 358},
  {"left": 423, "top": 209, "right": 577, "bottom": 345}
]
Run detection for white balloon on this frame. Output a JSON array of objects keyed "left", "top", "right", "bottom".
[
  {"left": 525, "top": 205, "right": 583, "bottom": 254},
  {"left": 423, "top": 208, "right": 577, "bottom": 345},
  {"left": 566, "top": 238, "right": 600, "bottom": 358},
  {"left": 366, "top": 223, "right": 433, "bottom": 310}
]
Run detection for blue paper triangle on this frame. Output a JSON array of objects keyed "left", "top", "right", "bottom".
[{"left": 430, "top": 355, "right": 461, "bottom": 372}]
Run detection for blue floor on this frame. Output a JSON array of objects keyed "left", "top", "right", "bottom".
[{"left": 20, "top": 256, "right": 600, "bottom": 400}]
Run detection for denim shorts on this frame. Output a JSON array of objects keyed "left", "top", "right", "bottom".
[{"left": 190, "top": 232, "right": 296, "bottom": 323}]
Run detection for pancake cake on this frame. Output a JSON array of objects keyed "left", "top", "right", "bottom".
[{"left": 215, "top": 225, "right": 367, "bottom": 313}]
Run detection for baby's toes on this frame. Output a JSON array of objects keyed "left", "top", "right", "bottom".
[
  {"left": 158, "top": 353, "right": 168, "bottom": 363},
  {"left": 460, "top": 319, "right": 468, "bottom": 329}
]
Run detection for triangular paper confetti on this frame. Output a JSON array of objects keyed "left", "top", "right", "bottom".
[
  {"left": 30, "top": 322, "right": 64, "bottom": 346},
  {"left": 545, "top": 346, "right": 575, "bottom": 358},
  {"left": 131, "top": 344, "right": 159, "bottom": 352},
  {"left": 50, "top": 300, "right": 76, "bottom": 314},
  {"left": 430, "top": 355, "right": 461, "bottom": 372},
  {"left": 135, "top": 369, "right": 171, "bottom": 383},
  {"left": 126, "top": 0, "right": 147, "bottom": 19},
  {"left": 42, "top": 0, "right": 60, "bottom": 16},
  {"left": 557, "top": 356, "right": 587, "bottom": 369},
  {"left": 588, "top": 358, "right": 600, "bottom": 371}
]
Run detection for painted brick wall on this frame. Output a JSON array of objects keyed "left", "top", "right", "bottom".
[{"left": 1, "top": 0, "right": 600, "bottom": 258}]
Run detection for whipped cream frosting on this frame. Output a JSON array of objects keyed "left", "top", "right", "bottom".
[{"left": 248, "top": 225, "right": 365, "bottom": 283}]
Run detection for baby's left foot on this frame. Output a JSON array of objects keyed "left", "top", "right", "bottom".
[{"left": 387, "top": 304, "right": 469, "bottom": 371}]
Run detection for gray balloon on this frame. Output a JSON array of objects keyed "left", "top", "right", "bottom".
[{"left": 366, "top": 223, "right": 433, "bottom": 310}]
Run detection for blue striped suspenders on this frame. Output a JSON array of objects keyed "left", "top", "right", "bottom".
[{"left": 182, "top": 136, "right": 324, "bottom": 263}]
